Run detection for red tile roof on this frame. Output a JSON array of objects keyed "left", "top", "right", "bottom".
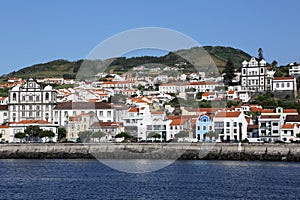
[
  {"left": 281, "top": 124, "right": 297, "bottom": 129},
  {"left": 283, "top": 109, "right": 298, "bottom": 113},
  {"left": 260, "top": 115, "right": 281, "bottom": 119},
  {"left": 273, "top": 77, "right": 294, "bottom": 81},
  {"left": 228, "top": 90, "right": 235, "bottom": 94},
  {"left": 170, "top": 119, "right": 186, "bottom": 126},
  {"left": 128, "top": 107, "right": 138, "bottom": 112},
  {"left": 0, "top": 105, "right": 8, "bottom": 111},
  {"left": 215, "top": 111, "right": 241, "bottom": 118},
  {"left": 12, "top": 120, "right": 51, "bottom": 125}
]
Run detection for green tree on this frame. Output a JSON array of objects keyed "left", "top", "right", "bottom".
[
  {"left": 175, "top": 130, "right": 189, "bottom": 138},
  {"left": 223, "top": 58, "right": 236, "bottom": 85},
  {"left": 78, "top": 131, "right": 93, "bottom": 143},
  {"left": 271, "top": 60, "right": 278, "bottom": 70},
  {"left": 296, "top": 133, "right": 300, "bottom": 138},
  {"left": 92, "top": 131, "right": 106, "bottom": 142},
  {"left": 24, "top": 126, "right": 43, "bottom": 141},
  {"left": 14, "top": 132, "right": 26, "bottom": 142},
  {"left": 147, "top": 132, "right": 161, "bottom": 141},
  {"left": 58, "top": 127, "right": 67, "bottom": 141},
  {"left": 196, "top": 92, "right": 203, "bottom": 99},
  {"left": 205, "top": 131, "right": 219, "bottom": 140},
  {"left": 39, "top": 130, "right": 55, "bottom": 139},
  {"left": 258, "top": 48, "right": 264, "bottom": 60},
  {"left": 115, "top": 132, "right": 132, "bottom": 139}
]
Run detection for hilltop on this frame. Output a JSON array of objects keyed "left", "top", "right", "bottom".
[{"left": 0, "top": 46, "right": 251, "bottom": 81}]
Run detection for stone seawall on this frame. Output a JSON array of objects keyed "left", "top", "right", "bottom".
[{"left": 0, "top": 143, "right": 300, "bottom": 161}]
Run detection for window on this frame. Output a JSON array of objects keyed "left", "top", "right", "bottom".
[
  {"left": 55, "top": 111, "right": 58, "bottom": 118},
  {"left": 99, "top": 111, "right": 103, "bottom": 117},
  {"left": 36, "top": 95, "right": 40, "bottom": 101},
  {"left": 197, "top": 126, "right": 200, "bottom": 130},
  {"left": 203, "top": 126, "right": 206, "bottom": 131},
  {"left": 261, "top": 68, "right": 263, "bottom": 74},
  {"left": 273, "top": 130, "right": 279, "bottom": 134},
  {"left": 273, "top": 122, "right": 278, "bottom": 126},
  {"left": 209, "top": 126, "right": 212, "bottom": 130},
  {"left": 29, "top": 105, "right": 32, "bottom": 110},
  {"left": 276, "top": 83, "right": 279, "bottom": 88},
  {"left": 281, "top": 83, "right": 284, "bottom": 88},
  {"left": 36, "top": 106, "right": 40, "bottom": 110},
  {"left": 203, "top": 118, "right": 207, "bottom": 122},
  {"left": 287, "top": 83, "right": 290, "bottom": 87},
  {"left": 234, "top": 129, "right": 237, "bottom": 133},
  {"left": 13, "top": 105, "right": 16, "bottom": 111},
  {"left": 45, "top": 92, "right": 49, "bottom": 100},
  {"left": 22, "top": 105, "right": 25, "bottom": 110},
  {"left": 226, "top": 129, "right": 230, "bottom": 134},
  {"left": 22, "top": 96, "right": 25, "bottom": 101},
  {"left": 107, "top": 111, "right": 111, "bottom": 117},
  {"left": 226, "top": 122, "right": 230, "bottom": 127},
  {"left": 29, "top": 95, "right": 33, "bottom": 101},
  {"left": 36, "top": 111, "right": 40, "bottom": 117},
  {"left": 233, "top": 122, "right": 237, "bottom": 127},
  {"left": 22, "top": 112, "right": 25, "bottom": 117},
  {"left": 64, "top": 111, "right": 68, "bottom": 117},
  {"left": 12, "top": 93, "right": 16, "bottom": 101},
  {"left": 29, "top": 111, "right": 32, "bottom": 117}
]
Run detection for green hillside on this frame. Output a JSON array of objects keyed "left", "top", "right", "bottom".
[{"left": 0, "top": 46, "right": 252, "bottom": 81}]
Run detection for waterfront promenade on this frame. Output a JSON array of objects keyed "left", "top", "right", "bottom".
[{"left": 0, "top": 143, "right": 299, "bottom": 161}]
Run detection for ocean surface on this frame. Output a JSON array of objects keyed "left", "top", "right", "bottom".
[{"left": 0, "top": 159, "right": 299, "bottom": 200}]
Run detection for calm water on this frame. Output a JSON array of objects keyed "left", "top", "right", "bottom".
[{"left": 0, "top": 159, "right": 299, "bottom": 200}]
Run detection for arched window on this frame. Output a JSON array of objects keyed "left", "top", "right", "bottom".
[
  {"left": 276, "top": 83, "right": 279, "bottom": 88},
  {"left": 287, "top": 83, "right": 290, "bottom": 87},
  {"left": 12, "top": 93, "right": 16, "bottom": 101},
  {"left": 281, "top": 83, "right": 284, "bottom": 88},
  {"left": 261, "top": 68, "right": 264, "bottom": 74},
  {"left": 243, "top": 69, "right": 246, "bottom": 74},
  {"left": 45, "top": 92, "right": 49, "bottom": 100}
]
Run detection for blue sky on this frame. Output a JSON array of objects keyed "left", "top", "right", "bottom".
[{"left": 0, "top": 0, "right": 299, "bottom": 75}]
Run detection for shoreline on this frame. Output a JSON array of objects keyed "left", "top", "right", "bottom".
[{"left": 0, "top": 143, "right": 300, "bottom": 161}]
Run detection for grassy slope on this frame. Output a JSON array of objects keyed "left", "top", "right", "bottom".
[{"left": 0, "top": 46, "right": 252, "bottom": 81}]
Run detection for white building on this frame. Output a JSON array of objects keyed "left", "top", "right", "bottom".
[
  {"left": 272, "top": 77, "right": 297, "bottom": 92},
  {"left": 258, "top": 114, "right": 284, "bottom": 142},
  {"left": 289, "top": 64, "right": 300, "bottom": 76},
  {"left": 53, "top": 102, "right": 114, "bottom": 126},
  {"left": 241, "top": 57, "right": 269, "bottom": 91},
  {"left": 213, "top": 111, "right": 248, "bottom": 142},
  {"left": 8, "top": 78, "right": 57, "bottom": 123}
]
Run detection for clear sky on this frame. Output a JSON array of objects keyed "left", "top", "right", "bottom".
[{"left": 0, "top": 0, "right": 299, "bottom": 75}]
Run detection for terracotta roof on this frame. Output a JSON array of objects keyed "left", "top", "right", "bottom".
[
  {"left": 0, "top": 125, "right": 9, "bottom": 128},
  {"left": 282, "top": 124, "right": 297, "bottom": 129},
  {"left": 283, "top": 109, "right": 298, "bottom": 113},
  {"left": 170, "top": 119, "right": 186, "bottom": 126},
  {"left": 260, "top": 115, "right": 281, "bottom": 119},
  {"left": 151, "top": 111, "right": 164, "bottom": 114},
  {"left": 273, "top": 77, "right": 294, "bottom": 81},
  {"left": 128, "top": 107, "right": 138, "bottom": 112},
  {"left": 245, "top": 117, "right": 251, "bottom": 124},
  {"left": 90, "top": 122, "right": 123, "bottom": 128},
  {"left": 13, "top": 120, "right": 51, "bottom": 124},
  {"left": 188, "top": 81, "right": 218, "bottom": 85},
  {"left": 228, "top": 90, "right": 235, "bottom": 94},
  {"left": 261, "top": 109, "right": 274, "bottom": 113},
  {"left": 0, "top": 105, "right": 8, "bottom": 111},
  {"left": 215, "top": 111, "right": 241, "bottom": 118},
  {"left": 250, "top": 107, "right": 263, "bottom": 112},
  {"left": 285, "top": 115, "right": 300, "bottom": 122},
  {"left": 54, "top": 102, "right": 111, "bottom": 110}
]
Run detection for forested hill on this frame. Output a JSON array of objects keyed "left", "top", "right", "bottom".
[{"left": 0, "top": 46, "right": 252, "bottom": 81}]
